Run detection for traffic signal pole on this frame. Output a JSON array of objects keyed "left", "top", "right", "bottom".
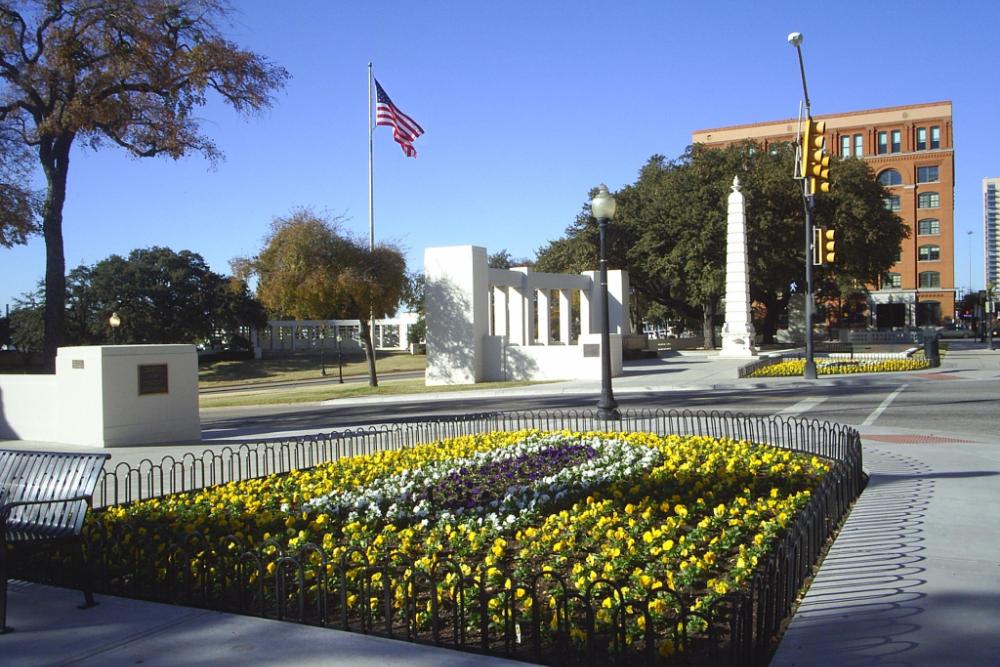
[
  {"left": 801, "top": 188, "right": 818, "bottom": 378},
  {"left": 790, "top": 33, "right": 818, "bottom": 379}
]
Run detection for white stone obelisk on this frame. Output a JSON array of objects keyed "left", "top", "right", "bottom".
[{"left": 720, "top": 177, "right": 758, "bottom": 357}]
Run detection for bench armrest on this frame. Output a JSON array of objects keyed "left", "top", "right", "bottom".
[{"left": 1, "top": 495, "right": 93, "bottom": 519}]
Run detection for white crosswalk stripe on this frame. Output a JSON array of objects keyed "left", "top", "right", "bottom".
[
  {"left": 861, "top": 384, "right": 909, "bottom": 426},
  {"left": 777, "top": 396, "right": 828, "bottom": 416}
]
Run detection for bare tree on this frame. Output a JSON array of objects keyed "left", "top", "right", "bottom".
[{"left": 0, "top": 0, "right": 289, "bottom": 368}]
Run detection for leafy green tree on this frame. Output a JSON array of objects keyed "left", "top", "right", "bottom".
[
  {"left": 0, "top": 0, "right": 289, "bottom": 368},
  {"left": 60, "top": 247, "right": 264, "bottom": 345},
  {"left": 539, "top": 143, "right": 908, "bottom": 345},
  {"left": 534, "top": 232, "right": 596, "bottom": 275},
  {"left": 488, "top": 248, "right": 532, "bottom": 269},
  {"left": 402, "top": 272, "right": 426, "bottom": 346},
  {"left": 8, "top": 289, "right": 44, "bottom": 363},
  {"left": 0, "top": 121, "right": 36, "bottom": 247},
  {"left": 239, "top": 209, "right": 408, "bottom": 386},
  {"left": 339, "top": 244, "right": 408, "bottom": 385}
]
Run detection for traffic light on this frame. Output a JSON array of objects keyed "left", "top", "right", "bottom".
[
  {"left": 802, "top": 117, "right": 831, "bottom": 194},
  {"left": 821, "top": 227, "right": 836, "bottom": 264}
]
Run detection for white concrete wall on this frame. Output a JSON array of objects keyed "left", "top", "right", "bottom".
[
  {"left": 425, "top": 244, "right": 629, "bottom": 385},
  {"left": 0, "top": 375, "right": 58, "bottom": 441},
  {"left": 582, "top": 270, "right": 630, "bottom": 335},
  {"left": 93, "top": 346, "right": 200, "bottom": 447},
  {"left": 483, "top": 333, "right": 622, "bottom": 381},
  {"left": 0, "top": 345, "right": 200, "bottom": 448},
  {"left": 261, "top": 313, "right": 418, "bottom": 354},
  {"left": 425, "top": 246, "right": 489, "bottom": 385}
]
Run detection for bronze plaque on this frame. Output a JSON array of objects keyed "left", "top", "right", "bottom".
[
  {"left": 138, "top": 364, "right": 169, "bottom": 395},
  {"left": 71, "top": 359, "right": 85, "bottom": 369},
  {"left": 583, "top": 344, "right": 600, "bottom": 358}
]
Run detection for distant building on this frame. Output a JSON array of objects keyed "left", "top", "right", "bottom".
[
  {"left": 985, "top": 177, "right": 1000, "bottom": 291},
  {"left": 692, "top": 101, "right": 955, "bottom": 326}
]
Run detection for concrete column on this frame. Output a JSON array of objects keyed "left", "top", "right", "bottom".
[
  {"left": 607, "top": 270, "right": 631, "bottom": 335},
  {"left": 492, "top": 286, "right": 509, "bottom": 338},
  {"left": 559, "top": 289, "right": 572, "bottom": 344},
  {"left": 425, "top": 245, "right": 489, "bottom": 385},
  {"left": 580, "top": 271, "right": 597, "bottom": 336},
  {"left": 537, "top": 289, "right": 551, "bottom": 345},
  {"left": 512, "top": 267, "right": 535, "bottom": 345},
  {"left": 508, "top": 284, "right": 527, "bottom": 345}
]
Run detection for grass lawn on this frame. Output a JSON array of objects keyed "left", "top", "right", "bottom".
[
  {"left": 198, "top": 351, "right": 426, "bottom": 388},
  {"left": 199, "top": 377, "right": 548, "bottom": 408}
]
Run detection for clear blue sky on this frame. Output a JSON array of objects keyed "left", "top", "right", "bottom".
[{"left": 4, "top": 0, "right": 1000, "bottom": 310}]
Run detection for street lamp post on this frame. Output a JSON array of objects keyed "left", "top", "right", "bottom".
[
  {"left": 109, "top": 312, "right": 121, "bottom": 344},
  {"left": 319, "top": 326, "right": 327, "bottom": 376},
  {"left": 788, "top": 31, "right": 818, "bottom": 379},
  {"left": 592, "top": 184, "right": 621, "bottom": 421}
]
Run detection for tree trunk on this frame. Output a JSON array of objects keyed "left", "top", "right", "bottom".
[
  {"left": 359, "top": 317, "right": 378, "bottom": 387},
  {"left": 702, "top": 300, "right": 717, "bottom": 349},
  {"left": 39, "top": 135, "right": 73, "bottom": 372}
]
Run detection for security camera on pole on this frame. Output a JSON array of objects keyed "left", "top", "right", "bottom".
[{"left": 788, "top": 31, "right": 833, "bottom": 379}]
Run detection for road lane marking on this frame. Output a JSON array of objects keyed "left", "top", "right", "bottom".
[
  {"left": 862, "top": 384, "right": 909, "bottom": 426},
  {"left": 777, "top": 396, "right": 828, "bottom": 416}
]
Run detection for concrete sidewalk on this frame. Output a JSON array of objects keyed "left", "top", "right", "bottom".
[
  {"left": 2, "top": 581, "right": 526, "bottom": 666},
  {"left": 320, "top": 351, "right": 798, "bottom": 406},
  {"left": 772, "top": 428, "right": 1000, "bottom": 666}
]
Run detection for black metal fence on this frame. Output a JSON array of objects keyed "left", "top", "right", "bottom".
[{"left": 22, "top": 410, "right": 864, "bottom": 666}]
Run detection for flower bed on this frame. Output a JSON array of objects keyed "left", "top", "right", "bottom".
[
  {"left": 85, "top": 429, "right": 832, "bottom": 661},
  {"left": 750, "top": 357, "right": 930, "bottom": 377}
]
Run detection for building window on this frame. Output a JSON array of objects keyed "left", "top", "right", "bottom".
[
  {"left": 877, "top": 131, "right": 888, "bottom": 155},
  {"left": 918, "top": 245, "right": 941, "bottom": 261},
  {"left": 884, "top": 272, "right": 902, "bottom": 289},
  {"left": 919, "top": 271, "right": 941, "bottom": 288},
  {"left": 894, "top": 248, "right": 902, "bottom": 262},
  {"left": 878, "top": 169, "right": 903, "bottom": 186},
  {"left": 916, "top": 127, "right": 927, "bottom": 151},
  {"left": 884, "top": 195, "right": 901, "bottom": 211},
  {"left": 918, "top": 218, "right": 940, "bottom": 235},
  {"left": 930, "top": 126, "right": 941, "bottom": 149},
  {"left": 917, "top": 165, "right": 939, "bottom": 183},
  {"left": 854, "top": 134, "right": 863, "bottom": 157},
  {"left": 891, "top": 129, "right": 901, "bottom": 153},
  {"left": 840, "top": 135, "right": 851, "bottom": 158},
  {"left": 918, "top": 192, "right": 940, "bottom": 209}
]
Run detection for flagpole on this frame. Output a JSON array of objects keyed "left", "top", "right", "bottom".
[{"left": 368, "top": 63, "right": 375, "bottom": 251}]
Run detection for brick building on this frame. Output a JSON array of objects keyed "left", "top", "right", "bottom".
[{"left": 692, "top": 101, "right": 956, "bottom": 326}]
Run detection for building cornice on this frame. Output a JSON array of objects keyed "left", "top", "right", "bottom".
[{"left": 692, "top": 101, "right": 952, "bottom": 144}]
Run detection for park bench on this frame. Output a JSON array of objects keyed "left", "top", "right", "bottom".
[{"left": 1, "top": 449, "right": 110, "bottom": 633}]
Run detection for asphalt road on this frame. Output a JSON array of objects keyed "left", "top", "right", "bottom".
[{"left": 201, "top": 342, "right": 1000, "bottom": 441}]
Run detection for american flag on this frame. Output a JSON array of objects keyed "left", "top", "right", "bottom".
[{"left": 374, "top": 79, "right": 424, "bottom": 158}]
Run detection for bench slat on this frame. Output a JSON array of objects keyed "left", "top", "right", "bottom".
[{"left": 2, "top": 450, "right": 110, "bottom": 537}]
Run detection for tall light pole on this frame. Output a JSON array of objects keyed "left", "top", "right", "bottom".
[
  {"left": 789, "top": 31, "right": 818, "bottom": 379},
  {"left": 968, "top": 229, "right": 974, "bottom": 298},
  {"left": 319, "top": 325, "right": 327, "bottom": 376},
  {"left": 592, "top": 184, "right": 620, "bottom": 421}
]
